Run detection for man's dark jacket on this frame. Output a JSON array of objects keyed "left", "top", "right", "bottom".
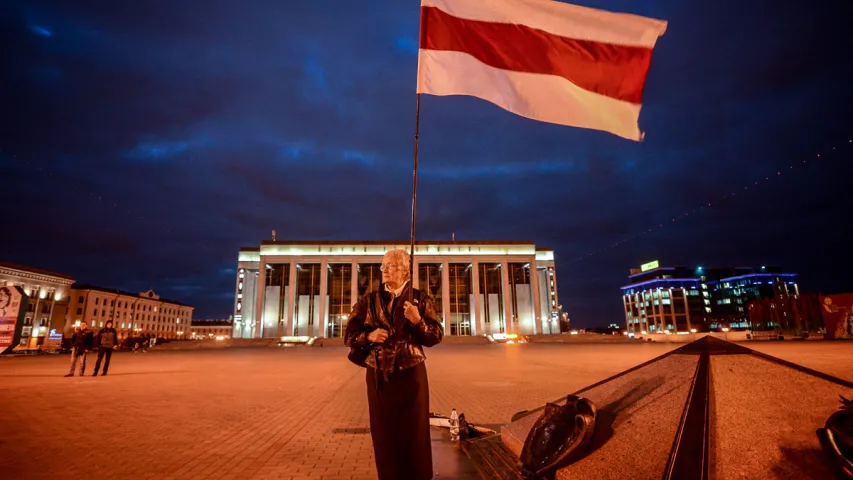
[
  {"left": 96, "top": 327, "right": 118, "bottom": 349},
  {"left": 71, "top": 329, "right": 94, "bottom": 352},
  {"left": 344, "top": 283, "right": 443, "bottom": 374}
]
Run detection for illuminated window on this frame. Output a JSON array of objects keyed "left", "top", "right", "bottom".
[{"left": 446, "top": 264, "right": 472, "bottom": 336}]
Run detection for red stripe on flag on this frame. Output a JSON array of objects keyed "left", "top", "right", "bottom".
[{"left": 420, "top": 6, "right": 654, "bottom": 104}]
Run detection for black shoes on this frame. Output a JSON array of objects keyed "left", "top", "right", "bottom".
[{"left": 64, "top": 373, "right": 73, "bottom": 377}]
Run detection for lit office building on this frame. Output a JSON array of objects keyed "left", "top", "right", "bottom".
[
  {"left": 66, "top": 287, "right": 194, "bottom": 340},
  {"left": 233, "top": 240, "right": 559, "bottom": 338},
  {"left": 621, "top": 261, "right": 799, "bottom": 334},
  {"left": 0, "top": 262, "right": 75, "bottom": 348},
  {"left": 190, "top": 319, "right": 233, "bottom": 339}
]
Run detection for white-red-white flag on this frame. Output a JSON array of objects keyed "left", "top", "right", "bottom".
[{"left": 416, "top": 0, "right": 668, "bottom": 141}]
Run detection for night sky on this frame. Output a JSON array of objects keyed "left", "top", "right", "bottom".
[{"left": 3, "top": 0, "right": 852, "bottom": 326}]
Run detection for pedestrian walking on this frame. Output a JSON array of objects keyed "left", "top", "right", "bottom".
[
  {"left": 92, "top": 320, "right": 118, "bottom": 376},
  {"left": 344, "top": 249, "right": 444, "bottom": 480},
  {"left": 65, "top": 321, "right": 93, "bottom": 377}
]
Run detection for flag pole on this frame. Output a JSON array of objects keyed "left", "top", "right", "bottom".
[{"left": 408, "top": 93, "right": 421, "bottom": 302}]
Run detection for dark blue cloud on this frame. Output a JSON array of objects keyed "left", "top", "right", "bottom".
[
  {"left": 1, "top": 0, "right": 851, "bottom": 325},
  {"left": 28, "top": 24, "right": 52, "bottom": 37}
]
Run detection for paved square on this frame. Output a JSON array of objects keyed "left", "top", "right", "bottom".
[{"left": 0, "top": 342, "right": 850, "bottom": 479}]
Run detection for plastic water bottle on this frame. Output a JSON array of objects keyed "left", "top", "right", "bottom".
[{"left": 449, "top": 408, "right": 459, "bottom": 442}]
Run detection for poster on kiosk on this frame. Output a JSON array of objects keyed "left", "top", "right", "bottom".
[
  {"left": 0, "top": 285, "right": 27, "bottom": 354},
  {"left": 820, "top": 293, "right": 853, "bottom": 339}
]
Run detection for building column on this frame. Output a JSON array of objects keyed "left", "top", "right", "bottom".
[
  {"left": 682, "top": 291, "right": 692, "bottom": 331},
  {"left": 255, "top": 268, "right": 266, "bottom": 339},
  {"left": 124, "top": 299, "right": 133, "bottom": 340},
  {"left": 32, "top": 292, "right": 41, "bottom": 336},
  {"left": 653, "top": 293, "right": 662, "bottom": 331},
  {"left": 471, "top": 261, "right": 481, "bottom": 336},
  {"left": 232, "top": 272, "right": 241, "bottom": 338},
  {"left": 501, "top": 260, "right": 513, "bottom": 335},
  {"left": 47, "top": 297, "right": 56, "bottom": 334},
  {"left": 645, "top": 306, "right": 651, "bottom": 333},
  {"left": 529, "top": 259, "right": 542, "bottom": 334},
  {"left": 278, "top": 267, "right": 287, "bottom": 338},
  {"left": 286, "top": 261, "right": 297, "bottom": 336},
  {"left": 111, "top": 295, "right": 119, "bottom": 333},
  {"left": 351, "top": 261, "right": 359, "bottom": 308},
  {"left": 551, "top": 267, "right": 560, "bottom": 316},
  {"left": 412, "top": 260, "right": 419, "bottom": 289},
  {"left": 441, "top": 260, "right": 451, "bottom": 334},
  {"left": 318, "top": 261, "right": 329, "bottom": 338}
]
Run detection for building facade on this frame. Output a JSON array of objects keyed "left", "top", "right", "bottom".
[
  {"left": 190, "top": 319, "right": 233, "bottom": 339},
  {"left": 66, "top": 286, "right": 194, "bottom": 340},
  {"left": 0, "top": 262, "right": 75, "bottom": 348},
  {"left": 622, "top": 261, "right": 798, "bottom": 334},
  {"left": 233, "top": 240, "right": 559, "bottom": 339}
]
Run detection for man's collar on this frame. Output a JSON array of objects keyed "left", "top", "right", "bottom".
[{"left": 384, "top": 280, "right": 410, "bottom": 299}]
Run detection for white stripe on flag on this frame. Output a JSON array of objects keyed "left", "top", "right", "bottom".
[
  {"left": 417, "top": 49, "right": 644, "bottom": 140},
  {"left": 421, "top": 0, "right": 667, "bottom": 48}
]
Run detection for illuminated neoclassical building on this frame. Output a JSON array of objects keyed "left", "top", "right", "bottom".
[
  {"left": 232, "top": 240, "right": 560, "bottom": 339},
  {"left": 0, "top": 262, "right": 75, "bottom": 348}
]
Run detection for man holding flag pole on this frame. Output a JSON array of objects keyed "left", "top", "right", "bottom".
[{"left": 349, "top": 0, "right": 668, "bottom": 478}]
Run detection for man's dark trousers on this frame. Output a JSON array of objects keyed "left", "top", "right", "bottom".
[{"left": 93, "top": 347, "right": 113, "bottom": 375}]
